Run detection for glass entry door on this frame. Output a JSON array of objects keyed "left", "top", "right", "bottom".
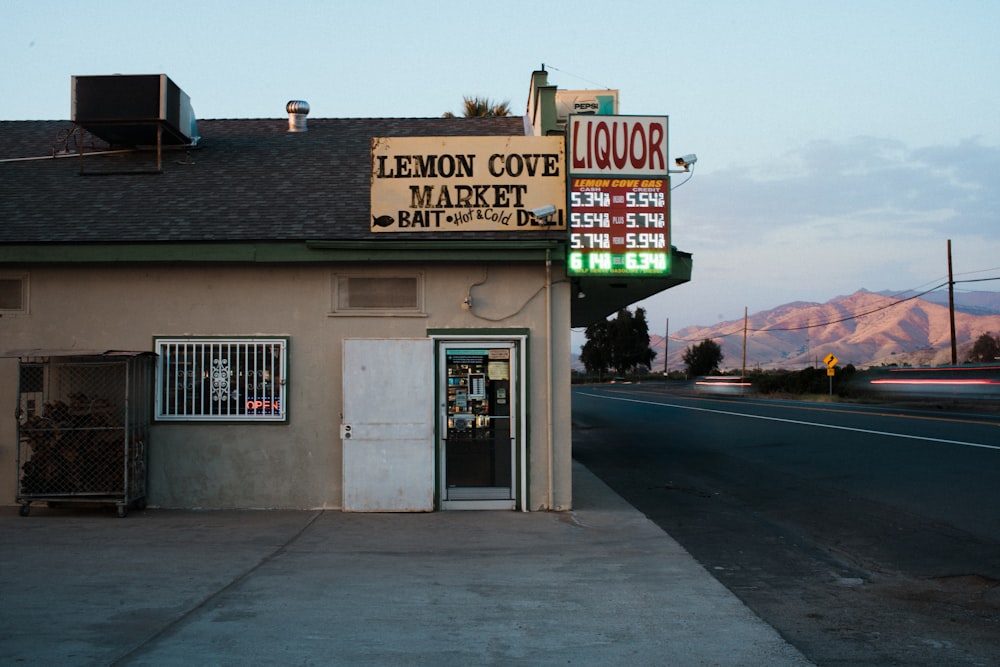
[{"left": 440, "top": 343, "right": 517, "bottom": 509}]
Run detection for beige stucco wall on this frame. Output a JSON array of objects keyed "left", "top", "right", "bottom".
[{"left": 0, "top": 260, "right": 572, "bottom": 511}]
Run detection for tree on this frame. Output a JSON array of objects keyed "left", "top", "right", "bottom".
[
  {"left": 682, "top": 339, "right": 724, "bottom": 376},
  {"left": 609, "top": 307, "right": 656, "bottom": 375},
  {"left": 968, "top": 332, "right": 1000, "bottom": 363},
  {"left": 580, "top": 307, "right": 657, "bottom": 377},
  {"left": 443, "top": 96, "right": 512, "bottom": 118},
  {"left": 630, "top": 307, "right": 657, "bottom": 372},
  {"left": 580, "top": 319, "right": 611, "bottom": 376},
  {"left": 629, "top": 308, "right": 656, "bottom": 372}
]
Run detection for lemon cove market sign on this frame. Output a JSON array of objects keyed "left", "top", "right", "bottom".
[
  {"left": 566, "top": 115, "right": 671, "bottom": 275},
  {"left": 370, "top": 136, "right": 566, "bottom": 232}
]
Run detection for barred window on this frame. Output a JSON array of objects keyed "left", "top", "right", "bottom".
[{"left": 154, "top": 338, "right": 287, "bottom": 422}]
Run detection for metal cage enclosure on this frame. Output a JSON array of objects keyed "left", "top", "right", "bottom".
[{"left": 15, "top": 352, "right": 154, "bottom": 517}]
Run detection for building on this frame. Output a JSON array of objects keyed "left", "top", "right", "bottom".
[{"left": 0, "top": 71, "right": 691, "bottom": 512}]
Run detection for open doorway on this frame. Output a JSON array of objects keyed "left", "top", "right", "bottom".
[{"left": 438, "top": 340, "right": 524, "bottom": 510}]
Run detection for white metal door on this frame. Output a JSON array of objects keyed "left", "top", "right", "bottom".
[{"left": 342, "top": 339, "right": 434, "bottom": 511}]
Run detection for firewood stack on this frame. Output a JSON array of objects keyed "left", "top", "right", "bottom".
[{"left": 19, "top": 392, "right": 125, "bottom": 495}]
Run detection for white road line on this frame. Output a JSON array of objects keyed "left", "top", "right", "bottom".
[{"left": 577, "top": 392, "right": 1000, "bottom": 452}]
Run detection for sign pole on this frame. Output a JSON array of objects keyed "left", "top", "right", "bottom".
[{"left": 822, "top": 353, "right": 838, "bottom": 397}]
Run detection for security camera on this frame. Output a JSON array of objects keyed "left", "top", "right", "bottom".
[
  {"left": 530, "top": 204, "right": 557, "bottom": 218},
  {"left": 674, "top": 154, "right": 698, "bottom": 168}
]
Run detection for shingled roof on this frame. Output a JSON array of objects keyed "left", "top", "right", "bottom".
[{"left": 0, "top": 116, "right": 565, "bottom": 245}]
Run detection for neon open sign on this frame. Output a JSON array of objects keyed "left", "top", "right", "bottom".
[{"left": 246, "top": 398, "right": 281, "bottom": 414}]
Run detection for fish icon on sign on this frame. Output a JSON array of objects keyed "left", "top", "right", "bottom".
[{"left": 372, "top": 214, "right": 395, "bottom": 228}]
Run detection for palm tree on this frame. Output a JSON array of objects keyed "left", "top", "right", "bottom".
[{"left": 443, "top": 96, "right": 512, "bottom": 118}]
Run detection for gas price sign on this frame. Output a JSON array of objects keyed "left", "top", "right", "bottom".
[{"left": 567, "top": 177, "right": 670, "bottom": 275}]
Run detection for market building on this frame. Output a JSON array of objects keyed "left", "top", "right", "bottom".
[{"left": 0, "top": 70, "right": 692, "bottom": 513}]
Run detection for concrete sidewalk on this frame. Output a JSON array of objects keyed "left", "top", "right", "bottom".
[{"left": 0, "top": 462, "right": 812, "bottom": 666}]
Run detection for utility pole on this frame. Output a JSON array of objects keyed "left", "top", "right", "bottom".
[
  {"left": 948, "top": 239, "right": 957, "bottom": 365},
  {"left": 741, "top": 307, "right": 748, "bottom": 386},
  {"left": 663, "top": 318, "right": 669, "bottom": 375}
]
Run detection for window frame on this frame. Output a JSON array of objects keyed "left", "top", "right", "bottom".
[
  {"left": 0, "top": 272, "right": 29, "bottom": 316},
  {"left": 153, "top": 336, "right": 289, "bottom": 422}
]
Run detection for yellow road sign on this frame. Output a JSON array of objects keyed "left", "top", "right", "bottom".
[
  {"left": 823, "top": 353, "right": 839, "bottom": 368},
  {"left": 827, "top": 367, "right": 835, "bottom": 377}
]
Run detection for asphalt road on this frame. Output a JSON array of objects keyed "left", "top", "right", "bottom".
[{"left": 572, "top": 384, "right": 1000, "bottom": 666}]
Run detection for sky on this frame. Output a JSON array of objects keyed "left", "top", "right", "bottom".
[{"left": 3, "top": 0, "right": 999, "bottom": 339}]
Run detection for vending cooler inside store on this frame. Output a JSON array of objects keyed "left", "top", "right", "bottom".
[{"left": 445, "top": 354, "right": 513, "bottom": 492}]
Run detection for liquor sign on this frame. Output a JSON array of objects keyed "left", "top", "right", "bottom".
[
  {"left": 370, "top": 136, "right": 565, "bottom": 232},
  {"left": 569, "top": 115, "right": 669, "bottom": 176},
  {"left": 567, "top": 115, "right": 670, "bottom": 275}
]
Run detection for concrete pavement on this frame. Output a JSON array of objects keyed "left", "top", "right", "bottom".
[{"left": 0, "top": 462, "right": 812, "bottom": 666}]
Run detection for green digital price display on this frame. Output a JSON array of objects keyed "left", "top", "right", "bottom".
[
  {"left": 567, "top": 177, "right": 670, "bottom": 275},
  {"left": 568, "top": 251, "right": 669, "bottom": 273}
]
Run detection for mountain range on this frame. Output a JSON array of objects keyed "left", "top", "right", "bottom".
[{"left": 648, "top": 290, "right": 1000, "bottom": 372}]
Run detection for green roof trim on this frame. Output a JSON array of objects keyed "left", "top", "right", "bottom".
[
  {"left": 305, "top": 239, "right": 565, "bottom": 262},
  {"left": 0, "top": 240, "right": 567, "bottom": 264}
]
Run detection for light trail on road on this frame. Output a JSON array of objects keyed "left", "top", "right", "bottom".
[{"left": 576, "top": 391, "right": 1000, "bottom": 452}]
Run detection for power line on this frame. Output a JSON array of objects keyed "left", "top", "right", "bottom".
[
  {"left": 956, "top": 276, "right": 1000, "bottom": 285},
  {"left": 573, "top": 272, "right": 1000, "bottom": 343},
  {"left": 540, "top": 64, "right": 613, "bottom": 90},
  {"left": 956, "top": 265, "right": 1000, "bottom": 279},
  {"left": 746, "top": 282, "right": 950, "bottom": 333},
  {"left": 667, "top": 276, "right": 1000, "bottom": 343}
]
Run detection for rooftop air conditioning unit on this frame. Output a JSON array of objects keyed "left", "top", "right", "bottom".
[{"left": 71, "top": 74, "right": 198, "bottom": 147}]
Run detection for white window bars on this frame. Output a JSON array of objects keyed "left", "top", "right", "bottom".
[{"left": 154, "top": 338, "right": 287, "bottom": 421}]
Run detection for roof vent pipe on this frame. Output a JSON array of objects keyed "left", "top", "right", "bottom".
[{"left": 286, "top": 100, "right": 310, "bottom": 132}]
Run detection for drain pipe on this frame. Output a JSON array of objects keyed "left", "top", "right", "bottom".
[{"left": 546, "top": 249, "right": 554, "bottom": 510}]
